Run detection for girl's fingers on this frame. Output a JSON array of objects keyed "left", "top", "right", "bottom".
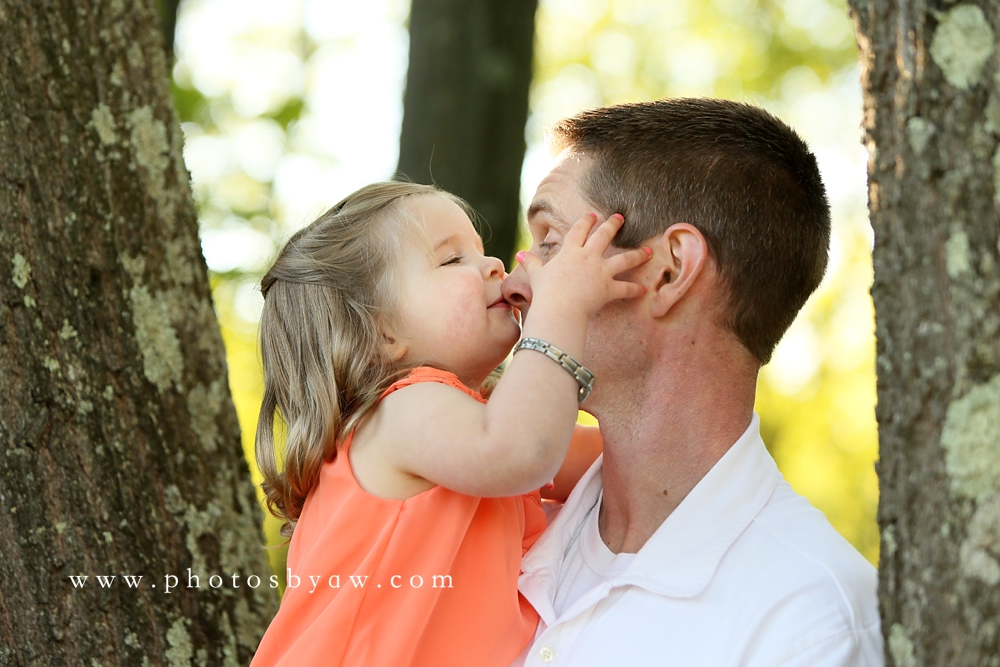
[
  {"left": 515, "top": 250, "right": 544, "bottom": 276},
  {"left": 605, "top": 246, "right": 653, "bottom": 274},
  {"left": 608, "top": 279, "right": 649, "bottom": 300},
  {"left": 604, "top": 246, "right": 651, "bottom": 301},
  {"left": 584, "top": 213, "right": 626, "bottom": 249},
  {"left": 563, "top": 212, "right": 599, "bottom": 246}
]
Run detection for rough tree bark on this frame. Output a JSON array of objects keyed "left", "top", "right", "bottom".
[
  {"left": 850, "top": 1, "right": 1000, "bottom": 664},
  {"left": 0, "top": 1, "right": 276, "bottom": 665},
  {"left": 398, "top": 0, "right": 538, "bottom": 267}
]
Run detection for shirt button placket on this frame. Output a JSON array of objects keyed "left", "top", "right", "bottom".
[{"left": 539, "top": 646, "right": 556, "bottom": 663}]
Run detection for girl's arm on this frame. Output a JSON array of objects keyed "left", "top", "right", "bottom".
[
  {"left": 357, "top": 214, "right": 648, "bottom": 499},
  {"left": 540, "top": 424, "right": 602, "bottom": 503}
]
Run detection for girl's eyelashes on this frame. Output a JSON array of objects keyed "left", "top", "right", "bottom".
[{"left": 440, "top": 255, "right": 463, "bottom": 266}]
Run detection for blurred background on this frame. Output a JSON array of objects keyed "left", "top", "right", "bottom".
[{"left": 169, "top": 0, "right": 877, "bottom": 585}]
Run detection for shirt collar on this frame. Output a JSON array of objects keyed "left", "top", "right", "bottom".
[{"left": 522, "top": 413, "right": 780, "bottom": 599}]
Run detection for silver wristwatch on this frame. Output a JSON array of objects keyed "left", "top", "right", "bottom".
[{"left": 513, "top": 337, "right": 596, "bottom": 403}]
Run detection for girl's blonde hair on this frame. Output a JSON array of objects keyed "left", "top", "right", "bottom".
[{"left": 256, "top": 181, "right": 457, "bottom": 537}]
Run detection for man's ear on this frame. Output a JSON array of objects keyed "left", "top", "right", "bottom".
[{"left": 649, "top": 223, "right": 709, "bottom": 318}]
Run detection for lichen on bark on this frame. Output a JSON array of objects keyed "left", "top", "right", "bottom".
[
  {"left": 929, "top": 4, "right": 995, "bottom": 90},
  {"left": 128, "top": 283, "right": 185, "bottom": 392},
  {"left": 942, "top": 375, "right": 1000, "bottom": 501}
]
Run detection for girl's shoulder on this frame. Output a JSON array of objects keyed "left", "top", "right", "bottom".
[
  {"left": 348, "top": 366, "right": 487, "bottom": 500},
  {"left": 380, "top": 366, "right": 486, "bottom": 405}
]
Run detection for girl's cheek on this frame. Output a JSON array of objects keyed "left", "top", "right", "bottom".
[
  {"left": 437, "top": 277, "right": 480, "bottom": 306},
  {"left": 444, "top": 305, "right": 479, "bottom": 332}
]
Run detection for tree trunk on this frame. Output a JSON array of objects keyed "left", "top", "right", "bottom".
[
  {"left": 398, "top": 0, "right": 538, "bottom": 267},
  {"left": 0, "top": 2, "right": 277, "bottom": 665},
  {"left": 157, "top": 0, "right": 182, "bottom": 60},
  {"left": 849, "top": 1, "right": 1000, "bottom": 664}
]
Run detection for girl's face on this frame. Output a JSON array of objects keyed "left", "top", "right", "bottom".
[{"left": 388, "top": 195, "right": 520, "bottom": 389}]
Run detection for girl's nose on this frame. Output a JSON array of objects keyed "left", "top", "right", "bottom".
[{"left": 484, "top": 255, "right": 505, "bottom": 279}]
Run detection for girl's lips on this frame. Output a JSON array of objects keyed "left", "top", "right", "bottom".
[{"left": 488, "top": 297, "right": 510, "bottom": 308}]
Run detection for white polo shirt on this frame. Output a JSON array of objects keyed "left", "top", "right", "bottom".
[{"left": 513, "top": 414, "right": 883, "bottom": 666}]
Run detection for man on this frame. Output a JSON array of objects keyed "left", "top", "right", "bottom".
[{"left": 502, "top": 99, "right": 882, "bottom": 666}]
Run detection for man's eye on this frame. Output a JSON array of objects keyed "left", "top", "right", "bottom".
[
  {"left": 441, "top": 255, "right": 463, "bottom": 266},
  {"left": 539, "top": 242, "right": 557, "bottom": 255}
]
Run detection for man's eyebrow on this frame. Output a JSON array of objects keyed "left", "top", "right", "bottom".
[{"left": 526, "top": 200, "right": 563, "bottom": 223}]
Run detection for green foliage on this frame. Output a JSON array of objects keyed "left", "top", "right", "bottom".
[
  {"left": 531, "top": 0, "right": 858, "bottom": 113},
  {"left": 170, "top": 80, "right": 211, "bottom": 127},
  {"left": 266, "top": 97, "right": 306, "bottom": 130}
]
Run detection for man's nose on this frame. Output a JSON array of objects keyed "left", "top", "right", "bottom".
[{"left": 501, "top": 264, "right": 532, "bottom": 311}]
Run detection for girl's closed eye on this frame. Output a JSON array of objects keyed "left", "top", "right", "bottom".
[{"left": 441, "top": 255, "right": 463, "bottom": 266}]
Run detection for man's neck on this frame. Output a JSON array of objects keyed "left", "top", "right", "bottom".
[{"left": 592, "top": 344, "right": 757, "bottom": 555}]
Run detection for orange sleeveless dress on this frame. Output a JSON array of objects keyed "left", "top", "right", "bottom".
[{"left": 251, "top": 367, "right": 545, "bottom": 667}]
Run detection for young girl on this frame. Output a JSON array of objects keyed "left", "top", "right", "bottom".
[{"left": 250, "top": 182, "right": 649, "bottom": 667}]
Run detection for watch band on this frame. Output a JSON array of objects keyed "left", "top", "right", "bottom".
[{"left": 513, "top": 337, "right": 595, "bottom": 403}]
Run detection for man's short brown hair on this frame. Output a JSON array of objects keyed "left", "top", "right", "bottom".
[{"left": 550, "top": 98, "right": 831, "bottom": 365}]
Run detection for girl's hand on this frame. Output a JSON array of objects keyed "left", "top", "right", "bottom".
[
  {"left": 359, "top": 214, "right": 648, "bottom": 500},
  {"left": 515, "top": 213, "right": 651, "bottom": 319}
]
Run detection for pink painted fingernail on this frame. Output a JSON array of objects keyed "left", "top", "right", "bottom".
[
  {"left": 614, "top": 213, "right": 624, "bottom": 221},
  {"left": 643, "top": 247, "right": 652, "bottom": 256},
  {"left": 515, "top": 251, "right": 526, "bottom": 263}
]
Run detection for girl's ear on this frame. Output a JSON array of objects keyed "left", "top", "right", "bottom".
[
  {"left": 649, "top": 223, "right": 709, "bottom": 318},
  {"left": 381, "top": 331, "right": 408, "bottom": 361}
]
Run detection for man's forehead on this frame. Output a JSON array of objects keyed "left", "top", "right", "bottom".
[
  {"left": 538, "top": 152, "right": 588, "bottom": 189},
  {"left": 527, "top": 154, "right": 590, "bottom": 229}
]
